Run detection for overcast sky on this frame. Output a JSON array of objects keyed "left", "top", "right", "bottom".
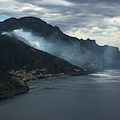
[{"left": 0, "top": 0, "right": 120, "bottom": 49}]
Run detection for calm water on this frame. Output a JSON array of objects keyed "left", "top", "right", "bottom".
[{"left": 0, "top": 69, "right": 120, "bottom": 120}]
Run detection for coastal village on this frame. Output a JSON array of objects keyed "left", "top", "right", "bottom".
[{"left": 9, "top": 68, "right": 65, "bottom": 84}]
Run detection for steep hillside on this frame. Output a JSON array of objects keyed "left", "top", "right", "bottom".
[
  {"left": 0, "top": 34, "right": 86, "bottom": 75},
  {"left": 0, "top": 32, "right": 87, "bottom": 98},
  {"left": 0, "top": 17, "right": 120, "bottom": 72}
]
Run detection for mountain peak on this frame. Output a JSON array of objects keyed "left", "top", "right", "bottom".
[
  {"left": 3, "top": 17, "right": 17, "bottom": 22},
  {"left": 0, "top": 16, "right": 62, "bottom": 37}
]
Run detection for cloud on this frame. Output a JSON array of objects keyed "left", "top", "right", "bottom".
[
  {"left": 0, "top": 0, "right": 10, "bottom": 1},
  {"left": 66, "top": 25, "right": 120, "bottom": 49},
  {"left": 0, "top": 0, "right": 120, "bottom": 49},
  {"left": 65, "top": 0, "right": 120, "bottom": 3},
  {"left": 104, "top": 16, "right": 120, "bottom": 26},
  {"left": 15, "top": 0, "right": 73, "bottom": 7}
]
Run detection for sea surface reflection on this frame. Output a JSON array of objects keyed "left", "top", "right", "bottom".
[{"left": 0, "top": 69, "right": 120, "bottom": 120}]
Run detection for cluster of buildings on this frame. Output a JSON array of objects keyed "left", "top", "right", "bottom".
[{"left": 9, "top": 69, "right": 65, "bottom": 83}]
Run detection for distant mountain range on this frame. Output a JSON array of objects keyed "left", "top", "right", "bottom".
[{"left": 0, "top": 16, "right": 120, "bottom": 72}]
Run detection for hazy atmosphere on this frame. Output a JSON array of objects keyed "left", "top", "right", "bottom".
[{"left": 0, "top": 0, "right": 120, "bottom": 49}]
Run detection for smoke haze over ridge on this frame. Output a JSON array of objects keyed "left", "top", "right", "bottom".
[
  {"left": 2, "top": 29, "right": 91, "bottom": 67},
  {"left": 0, "top": 0, "right": 120, "bottom": 50},
  {"left": 2, "top": 28, "right": 120, "bottom": 72}
]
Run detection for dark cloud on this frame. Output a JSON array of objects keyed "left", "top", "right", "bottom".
[
  {"left": 15, "top": 0, "right": 120, "bottom": 4},
  {"left": 45, "top": 1, "right": 120, "bottom": 31},
  {"left": 1, "top": 0, "right": 120, "bottom": 48},
  {"left": 1, "top": 0, "right": 118, "bottom": 33},
  {"left": 13, "top": 0, "right": 120, "bottom": 20},
  {"left": 15, "top": 0, "right": 37, "bottom": 3},
  {"left": 65, "top": 0, "right": 120, "bottom": 3}
]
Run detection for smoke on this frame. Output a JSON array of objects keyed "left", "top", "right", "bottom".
[
  {"left": 2, "top": 29, "right": 90, "bottom": 67},
  {"left": 2, "top": 29, "right": 58, "bottom": 54},
  {"left": 103, "top": 45, "right": 120, "bottom": 68},
  {"left": 13, "top": 29, "right": 57, "bottom": 53},
  {"left": 3, "top": 28, "right": 119, "bottom": 71}
]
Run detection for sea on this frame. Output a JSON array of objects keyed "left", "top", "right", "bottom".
[{"left": 0, "top": 69, "right": 120, "bottom": 120}]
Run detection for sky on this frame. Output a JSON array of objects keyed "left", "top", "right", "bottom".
[{"left": 0, "top": 0, "right": 120, "bottom": 49}]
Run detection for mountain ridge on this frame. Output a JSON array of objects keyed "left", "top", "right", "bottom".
[
  {"left": 0, "top": 16, "right": 120, "bottom": 72},
  {"left": 0, "top": 29, "right": 87, "bottom": 98}
]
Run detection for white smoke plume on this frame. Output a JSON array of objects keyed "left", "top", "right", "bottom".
[
  {"left": 2, "top": 28, "right": 120, "bottom": 71},
  {"left": 2, "top": 29, "right": 90, "bottom": 67},
  {"left": 5, "top": 28, "right": 119, "bottom": 71}
]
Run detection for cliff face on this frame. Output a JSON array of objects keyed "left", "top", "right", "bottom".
[
  {"left": 0, "top": 16, "right": 120, "bottom": 72},
  {"left": 80, "top": 39, "right": 120, "bottom": 70}
]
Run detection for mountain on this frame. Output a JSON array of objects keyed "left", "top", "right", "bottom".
[
  {"left": 0, "top": 16, "right": 120, "bottom": 72},
  {"left": 0, "top": 29, "right": 87, "bottom": 98},
  {"left": 0, "top": 34, "right": 86, "bottom": 75}
]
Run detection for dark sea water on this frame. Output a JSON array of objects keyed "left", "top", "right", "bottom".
[{"left": 0, "top": 69, "right": 120, "bottom": 120}]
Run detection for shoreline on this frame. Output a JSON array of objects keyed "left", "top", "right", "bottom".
[
  {"left": 0, "top": 86, "right": 29, "bottom": 99},
  {"left": 28, "top": 74, "right": 70, "bottom": 90},
  {"left": 0, "top": 74, "right": 69, "bottom": 99},
  {"left": 28, "top": 74, "right": 70, "bottom": 82},
  {"left": 0, "top": 72, "right": 87, "bottom": 99}
]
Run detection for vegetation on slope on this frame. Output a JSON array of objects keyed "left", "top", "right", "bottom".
[
  {"left": 0, "top": 34, "right": 86, "bottom": 75},
  {"left": 0, "top": 74, "right": 21, "bottom": 92},
  {"left": 0, "top": 73, "right": 29, "bottom": 98}
]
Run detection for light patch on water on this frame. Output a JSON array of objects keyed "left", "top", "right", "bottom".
[
  {"left": 93, "top": 78, "right": 119, "bottom": 83},
  {"left": 91, "top": 73, "right": 111, "bottom": 77},
  {"left": 91, "top": 70, "right": 120, "bottom": 83}
]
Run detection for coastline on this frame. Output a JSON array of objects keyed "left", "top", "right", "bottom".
[
  {"left": 0, "top": 71, "right": 87, "bottom": 99},
  {"left": 0, "top": 74, "right": 69, "bottom": 99},
  {"left": 29, "top": 74, "right": 70, "bottom": 89},
  {"left": 0, "top": 86, "right": 29, "bottom": 99}
]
